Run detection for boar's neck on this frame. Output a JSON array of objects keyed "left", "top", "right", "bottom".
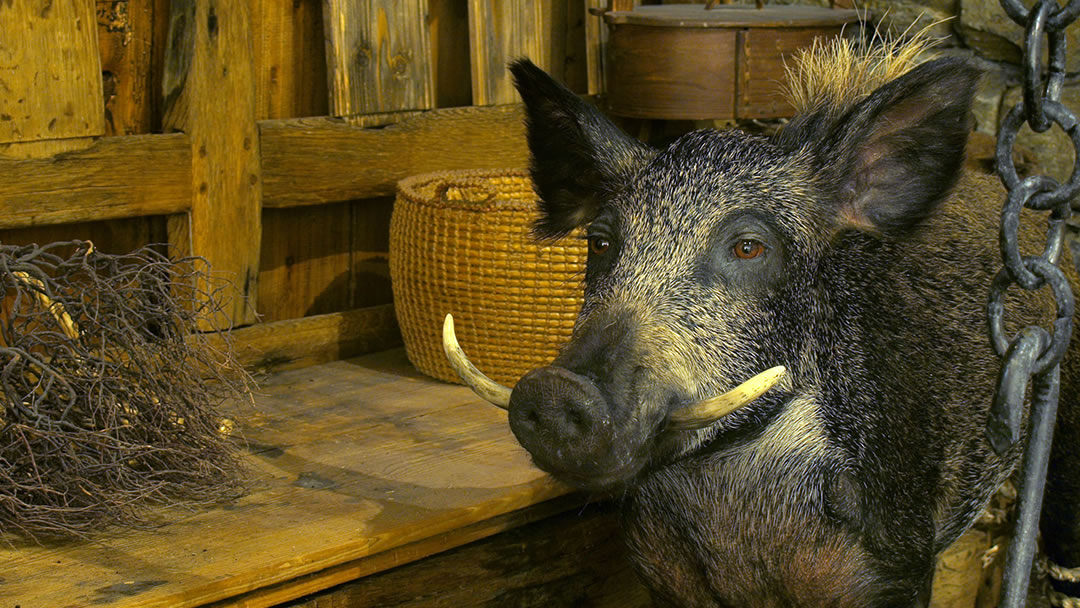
[
  {"left": 810, "top": 171, "right": 1019, "bottom": 546},
  {"left": 623, "top": 394, "right": 913, "bottom": 606}
]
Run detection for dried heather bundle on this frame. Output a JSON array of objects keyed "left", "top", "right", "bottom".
[{"left": 0, "top": 241, "right": 253, "bottom": 539}]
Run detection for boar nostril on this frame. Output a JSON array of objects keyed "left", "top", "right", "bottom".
[
  {"left": 524, "top": 408, "right": 540, "bottom": 427},
  {"left": 565, "top": 408, "right": 587, "bottom": 433}
]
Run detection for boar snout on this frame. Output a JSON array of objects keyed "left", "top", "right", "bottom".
[{"left": 508, "top": 366, "right": 638, "bottom": 487}]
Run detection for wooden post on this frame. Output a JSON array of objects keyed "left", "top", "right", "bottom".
[
  {"left": 585, "top": 0, "right": 608, "bottom": 96},
  {"left": 323, "top": 0, "right": 434, "bottom": 116},
  {"left": 163, "top": 0, "right": 261, "bottom": 327},
  {"left": 97, "top": 0, "right": 158, "bottom": 136},
  {"left": 0, "top": 0, "right": 105, "bottom": 159},
  {"left": 467, "top": 0, "right": 555, "bottom": 106}
]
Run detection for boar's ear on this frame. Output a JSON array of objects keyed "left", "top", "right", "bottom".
[
  {"left": 815, "top": 58, "right": 979, "bottom": 235},
  {"left": 510, "top": 59, "right": 654, "bottom": 239}
]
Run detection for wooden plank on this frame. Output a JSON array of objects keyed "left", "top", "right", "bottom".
[
  {"left": 351, "top": 196, "right": 394, "bottom": 309},
  {"left": 0, "top": 133, "right": 191, "bottom": 229},
  {"left": 210, "top": 305, "right": 401, "bottom": 374},
  {"left": 280, "top": 504, "right": 651, "bottom": 608},
  {"left": 429, "top": 0, "right": 473, "bottom": 108},
  {"left": 0, "top": 0, "right": 105, "bottom": 157},
  {"left": 246, "top": 0, "right": 336, "bottom": 322},
  {"left": 0, "top": 349, "right": 570, "bottom": 608},
  {"left": 213, "top": 496, "right": 585, "bottom": 608},
  {"left": 247, "top": 0, "right": 328, "bottom": 120},
  {"left": 560, "top": 0, "right": 589, "bottom": 95},
  {"left": 467, "top": 1, "right": 553, "bottom": 106},
  {"left": 257, "top": 203, "right": 353, "bottom": 323},
  {"left": 259, "top": 106, "right": 530, "bottom": 208},
  {"left": 0, "top": 216, "right": 169, "bottom": 257},
  {"left": 97, "top": 0, "right": 157, "bottom": 135},
  {"left": 163, "top": 0, "right": 262, "bottom": 326},
  {"left": 150, "top": 0, "right": 173, "bottom": 131},
  {"left": 323, "top": 0, "right": 433, "bottom": 116}
]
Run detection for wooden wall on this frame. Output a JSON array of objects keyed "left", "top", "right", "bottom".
[{"left": 0, "top": 0, "right": 599, "bottom": 365}]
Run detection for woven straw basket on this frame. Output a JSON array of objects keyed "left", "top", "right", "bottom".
[{"left": 390, "top": 169, "right": 587, "bottom": 386}]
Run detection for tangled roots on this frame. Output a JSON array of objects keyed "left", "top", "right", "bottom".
[{"left": 0, "top": 241, "right": 253, "bottom": 540}]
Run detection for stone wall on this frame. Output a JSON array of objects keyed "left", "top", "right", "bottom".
[{"left": 862, "top": 0, "right": 1077, "bottom": 186}]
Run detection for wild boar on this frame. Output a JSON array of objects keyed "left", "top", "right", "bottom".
[{"left": 444, "top": 33, "right": 1080, "bottom": 608}]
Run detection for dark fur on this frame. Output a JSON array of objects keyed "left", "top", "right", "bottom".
[{"left": 506, "top": 57, "right": 1080, "bottom": 607}]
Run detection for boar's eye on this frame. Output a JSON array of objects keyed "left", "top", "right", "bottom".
[
  {"left": 589, "top": 236, "right": 611, "bottom": 256},
  {"left": 733, "top": 239, "right": 765, "bottom": 260}
]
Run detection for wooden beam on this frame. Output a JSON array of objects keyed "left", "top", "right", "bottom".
[
  {"left": 323, "top": 0, "right": 434, "bottom": 116},
  {"left": 0, "top": 0, "right": 105, "bottom": 159},
  {"left": 259, "top": 105, "right": 529, "bottom": 208},
  {"left": 0, "top": 134, "right": 191, "bottom": 229},
  {"left": 163, "top": 0, "right": 262, "bottom": 326},
  {"left": 212, "top": 304, "right": 402, "bottom": 374}
]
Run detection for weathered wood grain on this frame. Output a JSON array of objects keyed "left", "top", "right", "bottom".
[
  {"left": 607, "top": 24, "right": 739, "bottom": 119},
  {"left": 468, "top": 1, "right": 553, "bottom": 106},
  {"left": 0, "top": 133, "right": 191, "bottom": 229},
  {"left": 585, "top": 0, "right": 607, "bottom": 96},
  {"left": 352, "top": 197, "right": 394, "bottom": 310},
  {"left": 210, "top": 304, "right": 401, "bottom": 374},
  {"left": 429, "top": 0, "right": 473, "bottom": 108},
  {"left": 246, "top": 0, "right": 337, "bottom": 322},
  {"left": 0, "top": 0, "right": 105, "bottom": 156},
  {"left": 323, "top": 0, "right": 434, "bottom": 116},
  {"left": 282, "top": 504, "right": 652, "bottom": 608},
  {"left": 559, "top": 0, "right": 589, "bottom": 95},
  {"left": 248, "top": 0, "right": 329, "bottom": 120},
  {"left": 259, "top": 106, "right": 529, "bottom": 208},
  {"left": 212, "top": 496, "right": 585, "bottom": 608},
  {"left": 0, "top": 349, "right": 570, "bottom": 608},
  {"left": 163, "top": 0, "right": 262, "bottom": 326},
  {"left": 97, "top": 0, "right": 157, "bottom": 135},
  {"left": 0, "top": 216, "right": 169, "bottom": 257},
  {"left": 257, "top": 203, "right": 353, "bottom": 323}
]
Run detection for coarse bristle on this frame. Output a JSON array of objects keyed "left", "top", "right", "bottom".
[{"left": 783, "top": 18, "right": 944, "bottom": 114}]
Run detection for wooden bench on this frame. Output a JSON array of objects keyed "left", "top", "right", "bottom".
[{"left": 1, "top": 346, "right": 650, "bottom": 607}]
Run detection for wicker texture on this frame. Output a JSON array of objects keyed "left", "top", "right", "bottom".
[{"left": 390, "top": 169, "right": 586, "bottom": 386}]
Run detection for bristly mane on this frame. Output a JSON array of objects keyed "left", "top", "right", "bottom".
[{"left": 782, "top": 21, "right": 942, "bottom": 116}]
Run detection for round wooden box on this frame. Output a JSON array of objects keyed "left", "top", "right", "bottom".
[{"left": 602, "top": 4, "right": 861, "bottom": 120}]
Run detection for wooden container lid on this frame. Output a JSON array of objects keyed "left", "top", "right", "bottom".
[{"left": 603, "top": 5, "right": 860, "bottom": 28}]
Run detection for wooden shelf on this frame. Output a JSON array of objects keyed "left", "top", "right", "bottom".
[{"left": 0, "top": 349, "right": 578, "bottom": 607}]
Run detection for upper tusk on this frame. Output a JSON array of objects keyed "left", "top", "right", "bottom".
[
  {"left": 442, "top": 314, "right": 512, "bottom": 409},
  {"left": 667, "top": 365, "right": 787, "bottom": 431}
]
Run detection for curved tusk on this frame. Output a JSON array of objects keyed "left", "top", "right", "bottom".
[
  {"left": 442, "top": 314, "right": 512, "bottom": 409},
  {"left": 667, "top": 365, "right": 787, "bottom": 431}
]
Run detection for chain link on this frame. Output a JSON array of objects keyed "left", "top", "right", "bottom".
[{"left": 991, "top": 1, "right": 1080, "bottom": 606}]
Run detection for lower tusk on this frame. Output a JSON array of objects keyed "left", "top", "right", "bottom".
[
  {"left": 667, "top": 366, "right": 786, "bottom": 431},
  {"left": 442, "top": 314, "right": 512, "bottom": 409}
]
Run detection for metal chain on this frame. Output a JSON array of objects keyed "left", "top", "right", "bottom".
[{"left": 990, "top": 1, "right": 1080, "bottom": 606}]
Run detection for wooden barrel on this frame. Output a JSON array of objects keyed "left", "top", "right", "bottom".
[{"left": 603, "top": 5, "right": 861, "bottom": 120}]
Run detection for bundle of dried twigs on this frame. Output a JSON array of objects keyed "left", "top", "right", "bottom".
[{"left": 0, "top": 241, "right": 252, "bottom": 539}]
